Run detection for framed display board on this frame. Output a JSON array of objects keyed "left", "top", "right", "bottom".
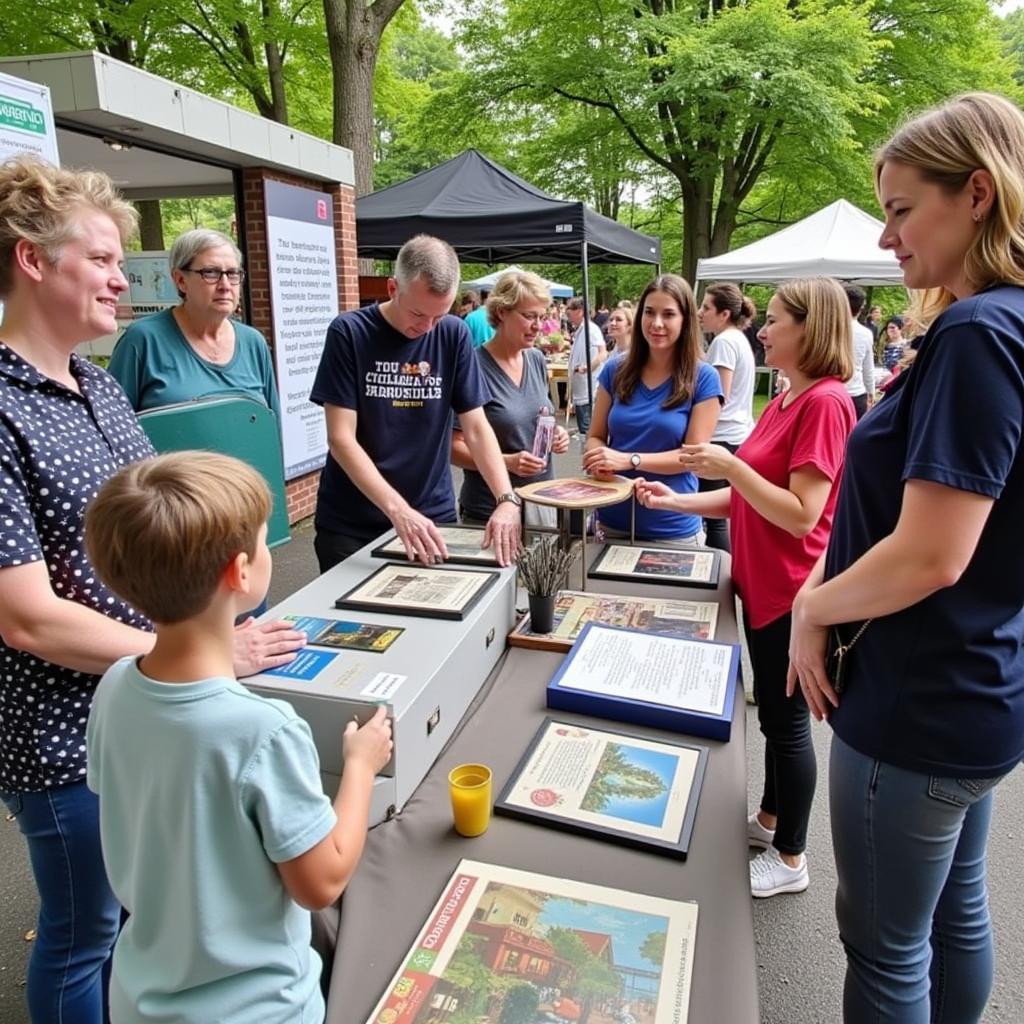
[
  {"left": 508, "top": 589, "right": 719, "bottom": 653},
  {"left": 588, "top": 543, "right": 721, "bottom": 590},
  {"left": 335, "top": 563, "right": 499, "bottom": 621},
  {"left": 364, "top": 859, "right": 699, "bottom": 1024},
  {"left": 496, "top": 717, "right": 709, "bottom": 859},
  {"left": 370, "top": 525, "right": 499, "bottom": 567},
  {"left": 546, "top": 623, "right": 741, "bottom": 742}
]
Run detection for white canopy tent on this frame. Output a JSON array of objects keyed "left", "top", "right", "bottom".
[
  {"left": 463, "top": 264, "right": 574, "bottom": 298},
  {"left": 695, "top": 199, "right": 903, "bottom": 285}
]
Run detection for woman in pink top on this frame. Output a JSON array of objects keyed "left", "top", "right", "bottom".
[{"left": 637, "top": 277, "right": 855, "bottom": 898}]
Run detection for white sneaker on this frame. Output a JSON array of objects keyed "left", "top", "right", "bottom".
[
  {"left": 747, "top": 811, "right": 775, "bottom": 850},
  {"left": 749, "top": 846, "right": 809, "bottom": 898}
]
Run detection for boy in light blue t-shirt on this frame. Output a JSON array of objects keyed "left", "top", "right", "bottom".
[{"left": 85, "top": 452, "right": 391, "bottom": 1024}]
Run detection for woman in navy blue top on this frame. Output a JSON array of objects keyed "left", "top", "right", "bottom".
[
  {"left": 789, "top": 94, "right": 1024, "bottom": 1022},
  {"left": 582, "top": 274, "right": 721, "bottom": 542}
]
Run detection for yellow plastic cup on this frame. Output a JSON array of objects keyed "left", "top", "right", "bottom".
[{"left": 448, "top": 763, "right": 493, "bottom": 837}]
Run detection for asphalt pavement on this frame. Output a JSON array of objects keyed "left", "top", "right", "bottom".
[{"left": 2, "top": 451, "right": 1023, "bottom": 1023}]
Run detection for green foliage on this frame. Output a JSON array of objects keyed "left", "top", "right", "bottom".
[
  {"left": 640, "top": 929, "right": 666, "bottom": 967},
  {"left": 499, "top": 983, "right": 541, "bottom": 1024},
  {"left": 580, "top": 743, "right": 667, "bottom": 812}
]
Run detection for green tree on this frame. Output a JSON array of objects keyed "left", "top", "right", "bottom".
[
  {"left": 499, "top": 982, "right": 541, "bottom": 1024},
  {"left": 580, "top": 743, "right": 667, "bottom": 812},
  {"left": 640, "top": 929, "right": 666, "bottom": 967},
  {"left": 546, "top": 927, "right": 621, "bottom": 1024},
  {"left": 446, "top": 0, "right": 879, "bottom": 280}
]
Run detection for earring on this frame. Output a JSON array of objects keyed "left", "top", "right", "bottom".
[{"left": 973, "top": 212, "right": 984, "bottom": 223}]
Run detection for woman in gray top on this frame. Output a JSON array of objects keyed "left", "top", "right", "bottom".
[{"left": 452, "top": 270, "right": 569, "bottom": 527}]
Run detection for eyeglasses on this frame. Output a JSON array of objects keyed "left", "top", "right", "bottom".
[
  {"left": 515, "top": 310, "right": 544, "bottom": 325},
  {"left": 182, "top": 266, "right": 246, "bottom": 284}
]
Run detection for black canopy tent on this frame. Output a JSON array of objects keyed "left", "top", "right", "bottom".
[{"left": 356, "top": 150, "right": 663, "bottom": 406}]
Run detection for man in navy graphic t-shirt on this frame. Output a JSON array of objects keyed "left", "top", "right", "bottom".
[{"left": 311, "top": 234, "right": 522, "bottom": 571}]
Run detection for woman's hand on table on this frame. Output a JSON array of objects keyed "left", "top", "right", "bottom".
[
  {"left": 505, "top": 450, "right": 548, "bottom": 477},
  {"left": 679, "top": 442, "right": 738, "bottom": 480},
  {"left": 635, "top": 478, "right": 684, "bottom": 512},
  {"left": 551, "top": 426, "right": 570, "bottom": 455},
  {"left": 787, "top": 589, "right": 839, "bottom": 722},
  {"left": 233, "top": 617, "right": 307, "bottom": 677},
  {"left": 390, "top": 504, "right": 450, "bottom": 565},
  {"left": 582, "top": 445, "right": 626, "bottom": 478}
]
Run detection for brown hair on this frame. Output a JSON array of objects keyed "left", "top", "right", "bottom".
[
  {"left": 85, "top": 452, "right": 271, "bottom": 624},
  {"left": 616, "top": 274, "right": 703, "bottom": 408},
  {"left": 0, "top": 155, "right": 138, "bottom": 298},
  {"left": 773, "top": 278, "right": 853, "bottom": 381},
  {"left": 875, "top": 92, "right": 1024, "bottom": 328},
  {"left": 705, "top": 283, "right": 756, "bottom": 329}
]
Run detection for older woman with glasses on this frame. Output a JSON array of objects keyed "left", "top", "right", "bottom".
[
  {"left": 108, "top": 228, "right": 281, "bottom": 419},
  {"left": 451, "top": 270, "right": 570, "bottom": 528}
]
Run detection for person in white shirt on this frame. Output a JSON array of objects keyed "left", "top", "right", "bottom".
[
  {"left": 566, "top": 296, "right": 608, "bottom": 447},
  {"left": 696, "top": 282, "right": 757, "bottom": 552},
  {"left": 843, "top": 285, "right": 877, "bottom": 419}
]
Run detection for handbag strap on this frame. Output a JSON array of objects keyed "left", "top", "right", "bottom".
[{"left": 843, "top": 619, "right": 872, "bottom": 651}]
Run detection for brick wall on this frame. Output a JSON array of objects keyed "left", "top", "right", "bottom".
[{"left": 240, "top": 168, "right": 359, "bottom": 525}]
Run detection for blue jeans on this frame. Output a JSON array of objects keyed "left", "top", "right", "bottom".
[
  {"left": 830, "top": 735, "right": 1002, "bottom": 1023},
  {"left": 1, "top": 782, "right": 119, "bottom": 1024},
  {"left": 573, "top": 401, "right": 592, "bottom": 442}
]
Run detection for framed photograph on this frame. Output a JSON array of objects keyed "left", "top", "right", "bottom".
[
  {"left": 370, "top": 525, "right": 499, "bottom": 567},
  {"left": 589, "top": 543, "right": 721, "bottom": 590},
  {"left": 335, "top": 563, "right": 499, "bottom": 621},
  {"left": 496, "top": 717, "right": 709, "bottom": 859},
  {"left": 283, "top": 615, "right": 404, "bottom": 654},
  {"left": 546, "top": 623, "right": 741, "bottom": 742},
  {"left": 363, "top": 858, "right": 699, "bottom": 1024},
  {"left": 508, "top": 589, "right": 719, "bottom": 653}
]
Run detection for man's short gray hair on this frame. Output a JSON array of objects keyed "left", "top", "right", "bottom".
[
  {"left": 394, "top": 234, "right": 460, "bottom": 295},
  {"left": 169, "top": 229, "right": 242, "bottom": 273}
]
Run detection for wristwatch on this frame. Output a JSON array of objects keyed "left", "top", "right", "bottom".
[
  {"left": 630, "top": 453, "right": 642, "bottom": 469},
  {"left": 497, "top": 491, "right": 523, "bottom": 508}
]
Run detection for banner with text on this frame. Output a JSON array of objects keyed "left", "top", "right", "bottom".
[
  {"left": 265, "top": 179, "right": 338, "bottom": 480},
  {"left": 0, "top": 71, "right": 59, "bottom": 166}
]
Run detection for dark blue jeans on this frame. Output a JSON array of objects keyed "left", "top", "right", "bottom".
[
  {"left": 573, "top": 401, "right": 592, "bottom": 443},
  {"left": 1, "top": 782, "right": 119, "bottom": 1024},
  {"left": 830, "top": 735, "right": 1002, "bottom": 1023}
]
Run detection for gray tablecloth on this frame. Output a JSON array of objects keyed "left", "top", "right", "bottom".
[{"left": 323, "top": 557, "right": 758, "bottom": 1023}]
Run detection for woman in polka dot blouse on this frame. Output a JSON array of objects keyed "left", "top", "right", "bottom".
[{"left": 0, "top": 156, "right": 305, "bottom": 1024}]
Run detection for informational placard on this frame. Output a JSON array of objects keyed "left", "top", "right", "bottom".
[
  {"left": 0, "top": 71, "right": 59, "bottom": 165},
  {"left": 264, "top": 179, "right": 338, "bottom": 479},
  {"left": 123, "top": 251, "right": 178, "bottom": 320}
]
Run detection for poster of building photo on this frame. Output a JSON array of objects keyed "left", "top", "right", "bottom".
[{"left": 365, "top": 860, "right": 698, "bottom": 1024}]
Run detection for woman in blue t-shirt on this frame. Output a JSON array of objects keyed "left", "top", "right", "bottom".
[
  {"left": 789, "top": 93, "right": 1024, "bottom": 1022},
  {"left": 582, "top": 274, "right": 721, "bottom": 543}
]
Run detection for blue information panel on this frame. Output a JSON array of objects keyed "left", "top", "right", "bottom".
[{"left": 265, "top": 649, "right": 338, "bottom": 681}]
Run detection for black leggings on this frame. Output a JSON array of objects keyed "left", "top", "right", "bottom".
[{"left": 743, "top": 610, "right": 816, "bottom": 855}]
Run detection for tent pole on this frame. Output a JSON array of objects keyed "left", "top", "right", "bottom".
[{"left": 580, "top": 241, "right": 594, "bottom": 411}]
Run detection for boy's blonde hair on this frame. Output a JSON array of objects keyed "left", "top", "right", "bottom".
[
  {"left": 86, "top": 452, "right": 271, "bottom": 624},
  {"left": 774, "top": 277, "right": 854, "bottom": 382}
]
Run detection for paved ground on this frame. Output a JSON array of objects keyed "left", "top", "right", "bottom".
[{"left": 2, "top": 448, "right": 1023, "bottom": 1022}]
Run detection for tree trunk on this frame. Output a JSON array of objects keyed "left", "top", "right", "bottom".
[
  {"left": 135, "top": 200, "right": 164, "bottom": 251},
  {"left": 323, "top": 0, "right": 406, "bottom": 197},
  {"left": 265, "top": 38, "right": 289, "bottom": 123},
  {"left": 680, "top": 179, "right": 713, "bottom": 284}
]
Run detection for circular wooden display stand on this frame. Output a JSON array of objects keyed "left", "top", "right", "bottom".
[
  {"left": 515, "top": 475, "right": 633, "bottom": 509},
  {"left": 516, "top": 475, "right": 634, "bottom": 591}
]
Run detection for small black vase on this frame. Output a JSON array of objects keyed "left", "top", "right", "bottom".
[{"left": 528, "top": 592, "right": 556, "bottom": 634}]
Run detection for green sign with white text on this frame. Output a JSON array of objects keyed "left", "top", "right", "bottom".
[{"left": 0, "top": 94, "right": 46, "bottom": 135}]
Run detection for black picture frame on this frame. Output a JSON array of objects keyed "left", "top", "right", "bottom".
[
  {"left": 369, "top": 526, "right": 500, "bottom": 567},
  {"left": 334, "top": 563, "right": 500, "bottom": 621},
  {"left": 495, "top": 716, "right": 709, "bottom": 859},
  {"left": 588, "top": 543, "right": 721, "bottom": 590}
]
